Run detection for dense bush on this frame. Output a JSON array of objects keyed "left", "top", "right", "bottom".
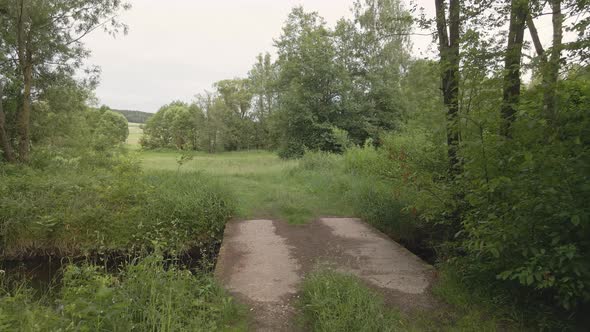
[
  {"left": 296, "top": 150, "right": 340, "bottom": 171},
  {"left": 347, "top": 180, "right": 419, "bottom": 246},
  {"left": 0, "top": 255, "right": 244, "bottom": 331},
  {"left": 343, "top": 136, "right": 446, "bottom": 236},
  {"left": 341, "top": 71, "right": 590, "bottom": 321},
  {"left": 0, "top": 156, "right": 234, "bottom": 258},
  {"left": 457, "top": 75, "right": 590, "bottom": 310}
]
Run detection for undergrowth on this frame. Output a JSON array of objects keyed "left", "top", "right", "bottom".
[
  {"left": 0, "top": 254, "right": 246, "bottom": 331},
  {"left": 299, "top": 269, "right": 404, "bottom": 332},
  {"left": 0, "top": 155, "right": 234, "bottom": 259}
]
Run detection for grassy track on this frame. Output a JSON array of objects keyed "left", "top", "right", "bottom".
[
  {"left": 126, "top": 122, "right": 143, "bottom": 149},
  {"left": 139, "top": 150, "right": 355, "bottom": 224}
]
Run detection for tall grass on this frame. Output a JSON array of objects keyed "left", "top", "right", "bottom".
[
  {"left": 0, "top": 255, "right": 246, "bottom": 331},
  {"left": 141, "top": 150, "right": 356, "bottom": 224},
  {"left": 0, "top": 157, "right": 234, "bottom": 259},
  {"left": 299, "top": 269, "right": 404, "bottom": 332}
]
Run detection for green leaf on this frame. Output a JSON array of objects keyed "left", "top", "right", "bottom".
[{"left": 571, "top": 215, "right": 581, "bottom": 226}]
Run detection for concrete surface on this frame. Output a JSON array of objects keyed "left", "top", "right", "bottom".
[{"left": 215, "top": 217, "right": 436, "bottom": 331}]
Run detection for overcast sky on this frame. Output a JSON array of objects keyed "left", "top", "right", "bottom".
[{"left": 84, "top": 0, "right": 555, "bottom": 113}]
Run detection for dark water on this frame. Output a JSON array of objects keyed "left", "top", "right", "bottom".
[
  {"left": 2, "top": 256, "right": 64, "bottom": 292},
  {"left": 0, "top": 240, "right": 222, "bottom": 293}
]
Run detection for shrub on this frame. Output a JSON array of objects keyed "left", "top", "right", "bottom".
[
  {"left": 297, "top": 150, "right": 341, "bottom": 171},
  {"left": 342, "top": 144, "right": 383, "bottom": 177},
  {"left": 454, "top": 76, "right": 590, "bottom": 311},
  {"left": 346, "top": 179, "right": 420, "bottom": 246},
  {"left": 92, "top": 108, "right": 129, "bottom": 151},
  {"left": 278, "top": 141, "right": 305, "bottom": 159},
  {"left": 140, "top": 171, "right": 235, "bottom": 251}
]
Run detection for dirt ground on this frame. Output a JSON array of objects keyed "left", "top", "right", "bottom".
[{"left": 214, "top": 218, "right": 437, "bottom": 331}]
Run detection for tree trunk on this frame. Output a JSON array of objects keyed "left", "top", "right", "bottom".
[
  {"left": 501, "top": 0, "right": 529, "bottom": 137},
  {"left": 16, "top": 0, "right": 32, "bottom": 162},
  {"left": 543, "top": 0, "right": 562, "bottom": 124},
  {"left": 526, "top": 14, "right": 545, "bottom": 58},
  {"left": 435, "top": 0, "right": 461, "bottom": 175},
  {"left": 527, "top": 1, "right": 562, "bottom": 126},
  {"left": 18, "top": 59, "right": 32, "bottom": 162},
  {"left": 0, "top": 81, "right": 16, "bottom": 163}
]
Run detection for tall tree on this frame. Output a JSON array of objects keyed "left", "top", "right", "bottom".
[
  {"left": 500, "top": 0, "right": 530, "bottom": 137},
  {"left": 0, "top": 79, "right": 15, "bottom": 162},
  {"left": 333, "top": 0, "right": 413, "bottom": 143},
  {"left": 274, "top": 7, "right": 343, "bottom": 157},
  {"left": 0, "top": 0, "right": 129, "bottom": 162},
  {"left": 248, "top": 53, "right": 277, "bottom": 120},
  {"left": 434, "top": 0, "right": 461, "bottom": 175},
  {"left": 248, "top": 53, "right": 279, "bottom": 149},
  {"left": 527, "top": 0, "right": 563, "bottom": 126}
]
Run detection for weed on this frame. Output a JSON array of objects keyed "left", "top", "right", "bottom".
[
  {"left": 299, "top": 269, "right": 404, "bottom": 332},
  {"left": 0, "top": 255, "right": 247, "bottom": 331}
]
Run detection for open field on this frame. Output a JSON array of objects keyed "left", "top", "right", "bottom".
[
  {"left": 140, "top": 150, "right": 356, "bottom": 224},
  {"left": 126, "top": 122, "right": 143, "bottom": 149}
]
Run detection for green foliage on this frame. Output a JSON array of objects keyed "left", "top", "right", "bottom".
[
  {"left": 427, "top": 266, "right": 528, "bottom": 331},
  {"left": 277, "top": 140, "right": 306, "bottom": 159},
  {"left": 457, "top": 73, "right": 590, "bottom": 311},
  {"left": 0, "top": 155, "right": 234, "bottom": 258},
  {"left": 0, "top": 281, "right": 63, "bottom": 331},
  {"left": 274, "top": 8, "right": 346, "bottom": 157},
  {"left": 91, "top": 107, "right": 129, "bottom": 151},
  {"left": 0, "top": 255, "right": 245, "bottom": 331},
  {"left": 140, "top": 171, "right": 234, "bottom": 250},
  {"left": 348, "top": 180, "right": 419, "bottom": 245},
  {"left": 0, "top": 0, "right": 130, "bottom": 161},
  {"left": 299, "top": 269, "right": 403, "bottom": 332},
  {"left": 296, "top": 150, "right": 340, "bottom": 171},
  {"left": 341, "top": 142, "right": 443, "bottom": 249},
  {"left": 141, "top": 101, "right": 206, "bottom": 150},
  {"left": 331, "top": 67, "right": 590, "bottom": 324}
]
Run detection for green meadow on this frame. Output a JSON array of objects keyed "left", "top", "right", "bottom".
[
  {"left": 126, "top": 122, "right": 143, "bottom": 148},
  {"left": 139, "top": 149, "right": 355, "bottom": 224}
]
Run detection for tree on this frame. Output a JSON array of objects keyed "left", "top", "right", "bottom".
[
  {"left": 333, "top": 0, "right": 413, "bottom": 144},
  {"left": 500, "top": 0, "right": 529, "bottom": 137},
  {"left": 195, "top": 91, "right": 226, "bottom": 153},
  {"left": 92, "top": 107, "right": 128, "bottom": 151},
  {"left": 214, "top": 78, "right": 256, "bottom": 150},
  {"left": 0, "top": 80, "right": 15, "bottom": 162},
  {"left": 434, "top": 0, "right": 461, "bottom": 175},
  {"left": 248, "top": 53, "right": 278, "bottom": 149},
  {"left": 0, "top": 0, "right": 129, "bottom": 162},
  {"left": 140, "top": 101, "right": 207, "bottom": 151},
  {"left": 274, "top": 7, "right": 344, "bottom": 157}
]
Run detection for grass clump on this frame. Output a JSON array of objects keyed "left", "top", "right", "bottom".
[
  {"left": 296, "top": 150, "right": 341, "bottom": 171},
  {"left": 0, "top": 254, "right": 246, "bottom": 331},
  {"left": 300, "top": 269, "right": 404, "bottom": 332},
  {"left": 139, "top": 170, "right": 234, "bottom": 251}
]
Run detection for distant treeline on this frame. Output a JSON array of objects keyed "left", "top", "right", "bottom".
[{"left": 112, "top": 109, "right": 153, "bottom": 124}]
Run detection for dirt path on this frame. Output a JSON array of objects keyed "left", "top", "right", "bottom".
[{"left": 215, "top": 218, "right": 436, "bottom": 331}]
